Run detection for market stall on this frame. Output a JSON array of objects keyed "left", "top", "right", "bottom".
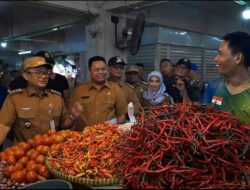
[{"left": 0, "top": 103, "right": 249, "bottom": 189}]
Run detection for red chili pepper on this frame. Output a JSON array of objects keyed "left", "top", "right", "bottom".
[{"left": 116, "top": 103, "right": 250, "bottom": 189}]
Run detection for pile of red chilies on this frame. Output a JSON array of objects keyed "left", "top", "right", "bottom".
[{"left": 115, "top": 103, "right": 250, "bottom": 189}]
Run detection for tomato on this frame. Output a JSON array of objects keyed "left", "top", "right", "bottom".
[
  {"left": 26, "top": 160, "right": 36, "bottom": 165},
  {"left": 40, "top": 146, "right": 50, "bottom": 155},
  {"left": 36, "top": 145, "right": 44, "bottom": 153},
  {"left": 17, "top": 142, "right": 31, "bottom": 152},
  {"left": 37, "top": 165, "right": 47, "bottom": 174},
  {"left": 33, "top": 134, "right": 42, "bottom": 141},
  {"left": 41, "top": 169, "right": 51, "bottom": 179},
  {"left": 42, "top": 136, "right": 53, "bottom": 146},
  {"left": 26, "top": 162, "right": 38, "bottom": 172},
  {"left": 11, "top": 146, "right": 19, "bottom": 152},
  {"left": 27, "top": 139, "right": 35, "bottom": 148},
  {"left": 35, "top": 155, "right": 45, "bottom": 164},
  {"left": 48, "top": 129, "right": 56, "bottom": 136},
  {"left": 41, "top": 134, "right": 48, "bottom": 138},
  {"left": 26, "top": 148, "right": 36, "bottom": 157},
  {"left": 14, "top": 149, "right": 25, "bottom": 160},
  {"left": 6, "top": 155, "right": 17, "bottom": 165},
  {"left": 34, "top": 138, "right": 43, "bottom": 147},
  {"left": 58, "top": 130, "right": 71, "bottom": 139},
  {"left": 38, "top": 166, "right": 51, "bottom": 179},
  {"left": 29, "top": 151, "right": 39, "bottom": 161},
  {"left": 54, "top": 135, "right": 64, "bottom": 144},
  {"left": 26, "top": 160, "right": 36, "bottom": 170},
  {"left": 50, "top": 134, "right": 57, "bottom": 141},
  {"left": 13, "top": 163, "right": 23, "bottom": 171},
  {"left": 4, "top": 162, "right": 25, "bottom": 177},
  {"left": 25, "top": 170, "right": 38, "bottom": 183},
  {"left": 3, "top": 165, "right": 16, "bottom": 178},
  {"left": 36, "top": 164, "right": 44, "bottom": 171},
  {"left": 4, "top": 147, "right": 15, "bottom": 156},
  {"left": 10, "top": 170, "right": 25, "bottom": 183},
  {"left": 18, "top": 156, "right": 29, "bottom": 167},
  {"left": 0, "top": 152, "right": 7, "bottom": 161}
]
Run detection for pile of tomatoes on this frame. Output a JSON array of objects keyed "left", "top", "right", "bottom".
[{"left": 0, "top": 129, "right": 76, "bottom": 184}]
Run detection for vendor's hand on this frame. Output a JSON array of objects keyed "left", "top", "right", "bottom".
[
  {"left": 173, "top": 77, "right": 186, "bottom": 93},
  {"left": 70, "top": 102, "right": 83, "bottom": 119}
]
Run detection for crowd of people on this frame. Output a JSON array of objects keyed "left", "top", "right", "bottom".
[{"left": 0, "top": 31, "right": 249, "bottom": 149}]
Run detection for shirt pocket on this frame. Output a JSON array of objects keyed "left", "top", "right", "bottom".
[
  {"left": 103, "top": 96, "right": 116, "bottom": 110},
  {"left": 80, "top": 98, "right": 92, "bottom": 110},
  {"left": 17, "top": 111, "right": 37, "bottom": 129}
]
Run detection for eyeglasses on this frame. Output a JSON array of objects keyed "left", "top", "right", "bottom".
[{"left": 26, "top": 71, "right": 50, "bottom": 78}]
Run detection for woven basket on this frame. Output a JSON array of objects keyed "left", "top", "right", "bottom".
[{"left": 46, "top": 158, "right": 122, "bottom": 186}]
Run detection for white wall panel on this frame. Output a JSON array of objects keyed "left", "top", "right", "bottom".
[
  {"left": 127, "top": 44, "right": 155, "bottom": 76},
  {"left": 204, "top": 49, "right": 219, "bottom": 81}
]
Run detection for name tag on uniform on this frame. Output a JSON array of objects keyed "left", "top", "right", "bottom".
[
  {"left": 212, "top": 96, "right": 223, "bottom": 105},
  {"left": 48, "top": 104, "right": 56, "bottom": 130},
  {"left": 20, "top": 108, "right": 32, "bottom": 112},
  {"left": 50, "top": 120, "right": 56, "bottom": 130}
]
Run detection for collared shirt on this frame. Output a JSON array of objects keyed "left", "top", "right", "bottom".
[
  {"left": 9, "top": 74, "right": 69, "bottom": 97},
  {"left": 112, "top": 80, "right": 142, "bottom": 115},
  {"left": 0, "top": 88, "right": 68, "bottom": 143},
  {"left": 70, "top": 80, "right": 127, "bottom": 129},
  {"left": 132, "top": 81, "right": 148, "bottom": 105}
]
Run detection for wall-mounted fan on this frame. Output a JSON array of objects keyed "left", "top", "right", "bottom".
[{"left": 111, "top": 13, "right": 145, "bottom": 56}]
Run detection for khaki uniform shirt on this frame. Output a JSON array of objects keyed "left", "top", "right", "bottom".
[
  {"left": 114, "top": 80, "right": 142, "bottom": 115},
  {"left": 70, "top": 81, "right": 127, "bottom": 129},
  {"left": 133, "top": 81, "right": 148, "bottom": 105},
  {"left": 0, "top": 88, "right": 68, "bottom": 143}
]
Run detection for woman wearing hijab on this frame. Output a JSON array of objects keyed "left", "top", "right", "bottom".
[{"left": 142, "top": 71, "right": 174, "bottom": 107}]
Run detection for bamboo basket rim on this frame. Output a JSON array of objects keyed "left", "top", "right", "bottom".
[{"left": 45, "top": 157, "right": 122, "bottom": 186}]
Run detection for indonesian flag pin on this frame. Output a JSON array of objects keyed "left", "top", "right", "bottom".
[{"left": 212, "top": 96, "right": 223, "bottom": 105}]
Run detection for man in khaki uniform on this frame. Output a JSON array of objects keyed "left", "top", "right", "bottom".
[
  {"left": 107, "top": 56, "right": 142, "bottom": 116},
  {"left": 0, "top": 57, "right": 82, "bottom": 144},
  {"left": 125, "top": 65, "right": 148, "bottom": 105},
  {"left": 70, "top": 56, "right": 127, "bottom": 130}
]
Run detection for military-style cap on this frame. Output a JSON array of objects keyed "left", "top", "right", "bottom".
[
  {"left": 34, "top": 51, "right": 55, "bottom": 65},
  {"left": 125, "top": 65, "right": 139, "bottom": 73},
  {"left": 108, "top": 56, "right": 126, "bottom": 66},
  {"left": 176, "top": 58, "right": 192, "bottom": 70},
  {"left": 22, "top": 56, "right": 51, "bottom": 71}
]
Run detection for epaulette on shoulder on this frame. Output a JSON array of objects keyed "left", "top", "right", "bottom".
[
  {"left": 126, "top": 82, "right": 134, "bottom": 89},
  {"left": 49, "top": 89, "right": 62, "bottom": 96},
  {"left": 8, "top": 89, "right": 24, "bottom": 95}
]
